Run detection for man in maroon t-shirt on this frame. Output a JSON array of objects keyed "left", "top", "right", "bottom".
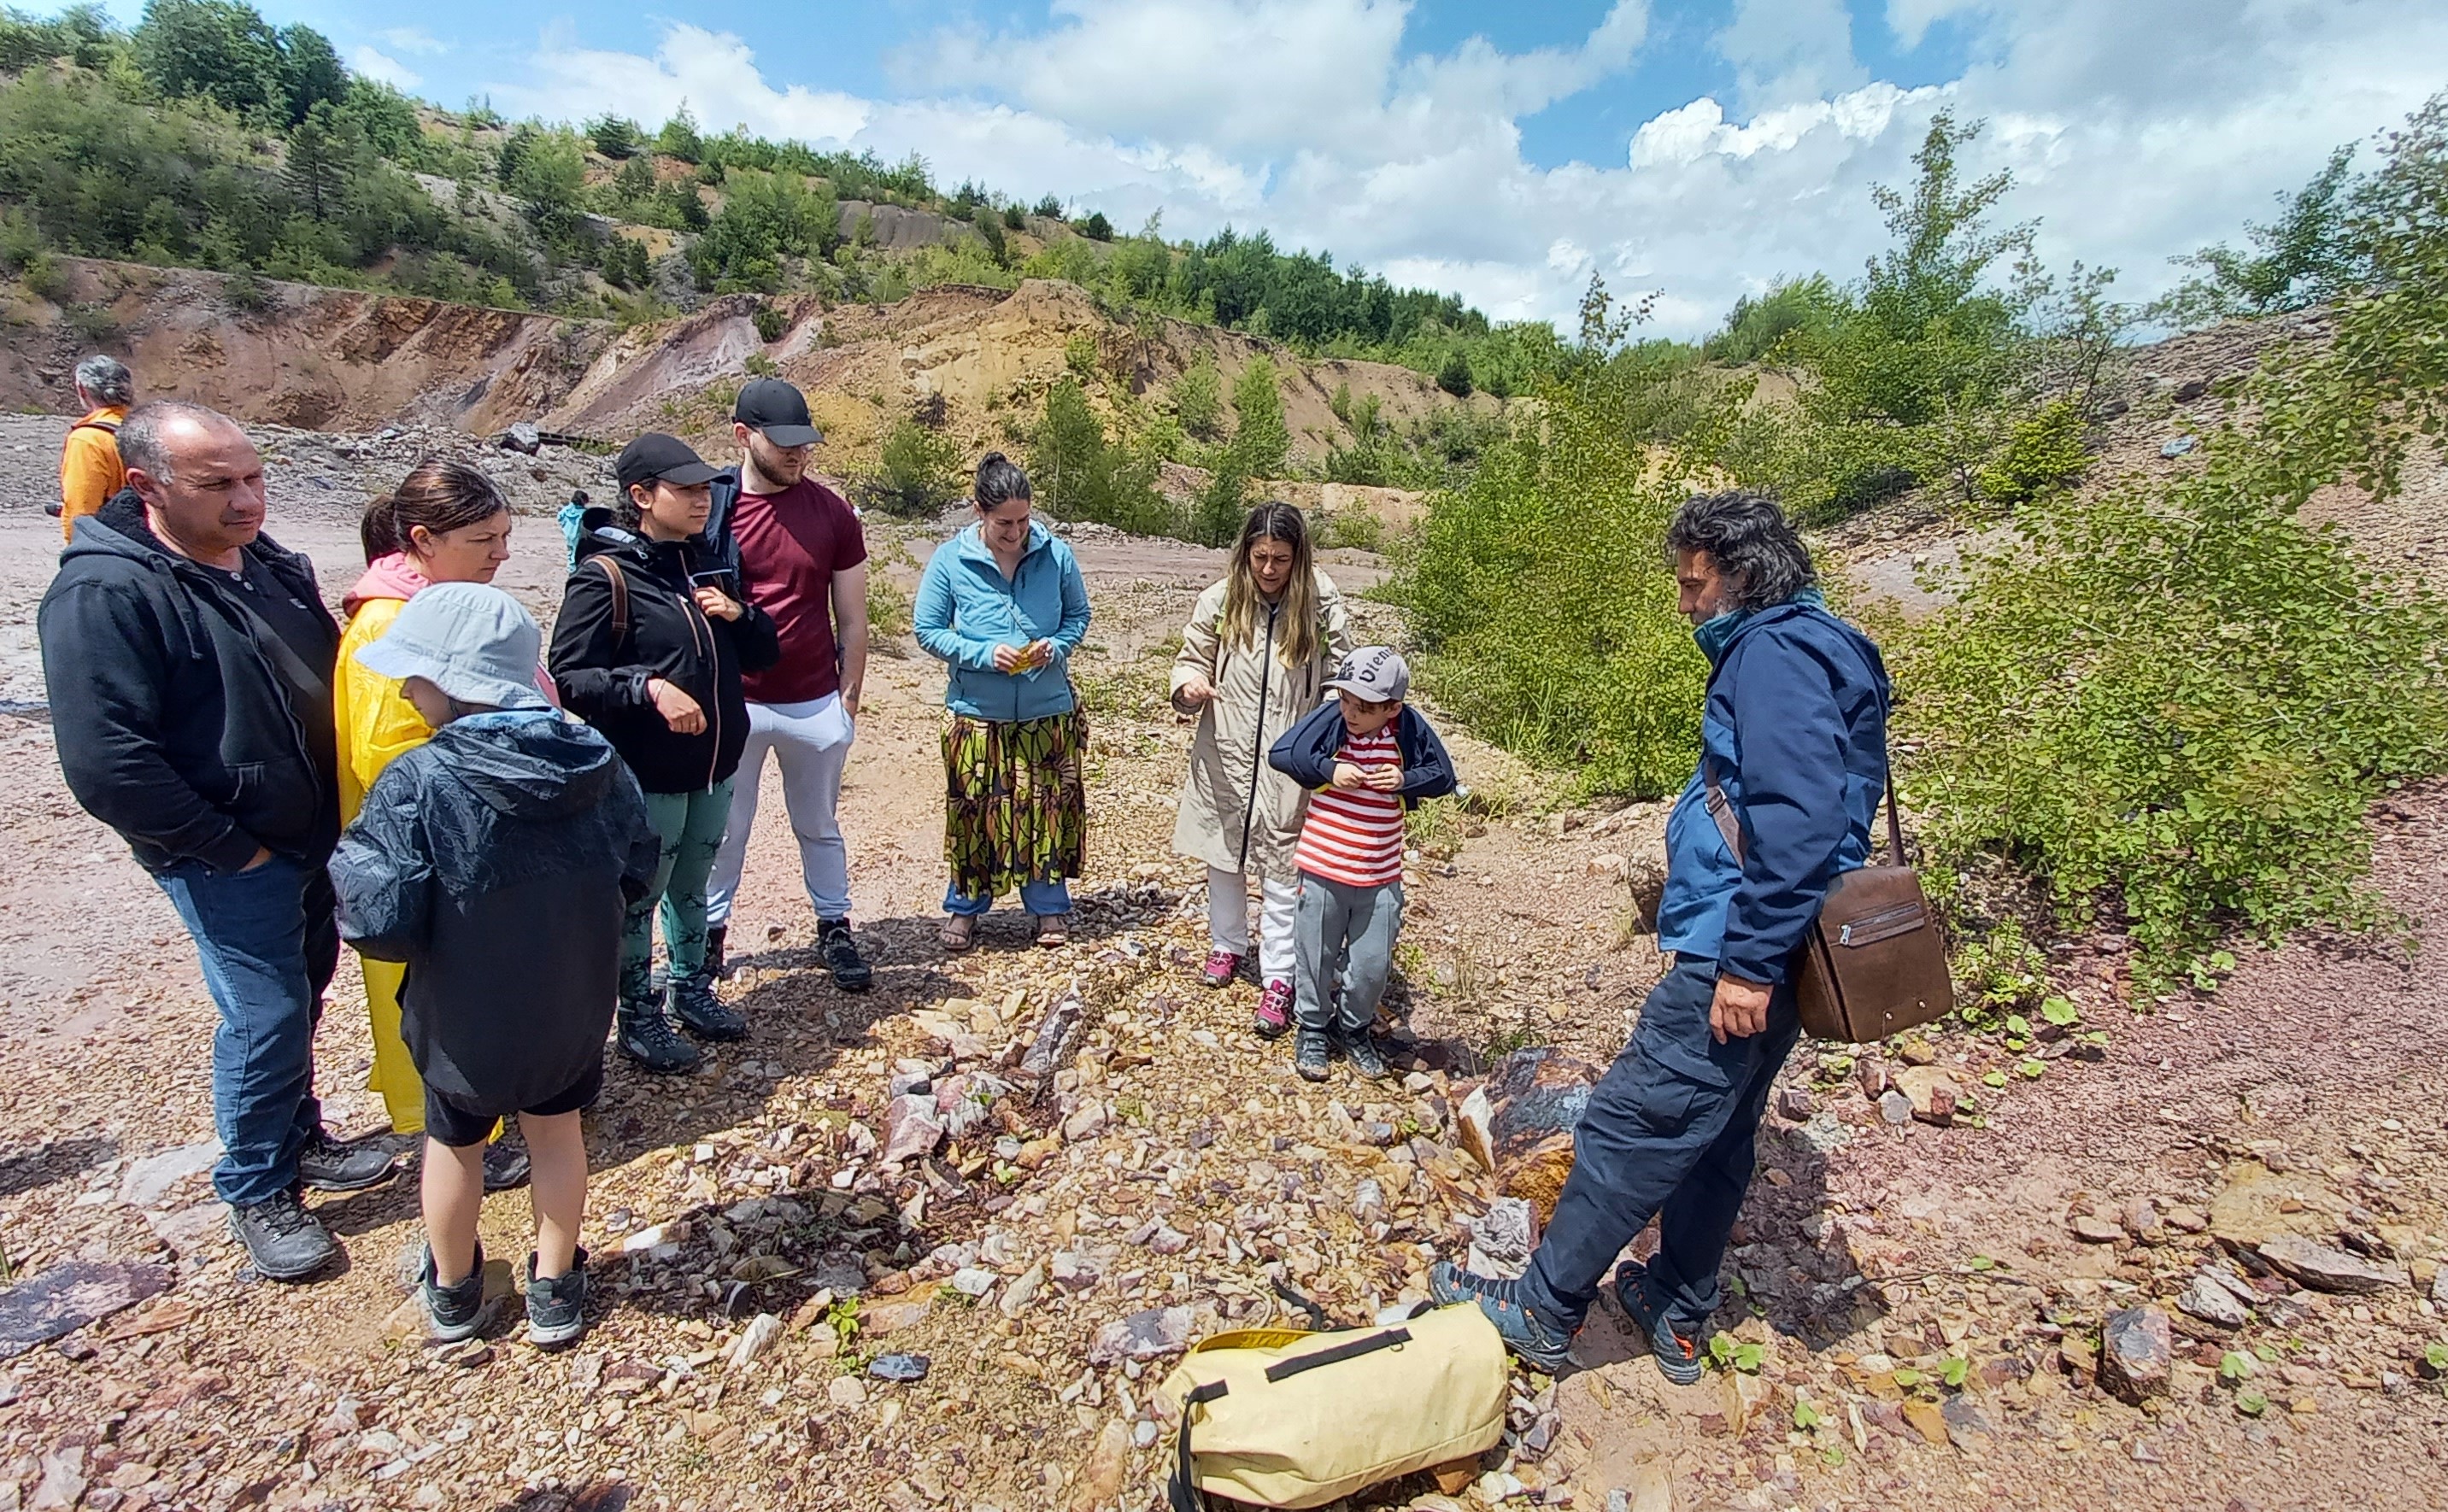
[{"left": 704, "top": 378, "right": 874, "bottom": 991}]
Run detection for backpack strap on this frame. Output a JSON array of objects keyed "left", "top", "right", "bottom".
[
  {"left": 1167, "top": 1380, "right": 1229, "bottom": 1512},
  {"left": 593, "top": 556, "right": 631, "bottom": 645}
]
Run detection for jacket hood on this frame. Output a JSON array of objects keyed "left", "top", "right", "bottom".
[
  {"left": 949, "top": 519, "right": 1056, "bottom": 566},
  {"left": 430, "top": 713, "right": 620, "bottom": 820},
  {"left": 345, "top": 553, "right": 429, "bottom": 615},
  {"left": 572, "top": 511, "right": 696, "bottom": 571},
  {"left": 64, "top": 491, "right": 318, "bottom": 663}
]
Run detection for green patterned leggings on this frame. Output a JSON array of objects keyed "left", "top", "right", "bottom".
[{"left": 622, "top": 780, "right": 733, "bottom": 999}]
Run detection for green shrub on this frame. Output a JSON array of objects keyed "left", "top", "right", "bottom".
[
  {"left": 751, "top": 302, "right": 788, "bottom": 343},
  {"left": 1030, "top": 379, "right": 1176, "bottom": 536},
  {"left": 1388, "top": 401, "right": 1705, "bottom": 799},
  {"left": 1975, "top": 398, "right": 2089, "bottom": 506},
  {"left": 1171, "top": 354, "right": 1223, "bottom": 441},
  {"left": 859, "top": 419, "right": 963, "bottom": 518}
]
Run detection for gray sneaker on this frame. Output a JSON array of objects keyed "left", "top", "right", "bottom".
[
  {"left": 421, "top": 1241, "right": 490, "bottom": 1341},
  {"left": 525, "top": 1248, "right": 590, "bottom": 1346},
  {"left": 1340, "top": 1029, "right": 1390, "bottom": 1080},
  {"left": 227, "top": 1192, "right": 338, "bottom": 1281}
]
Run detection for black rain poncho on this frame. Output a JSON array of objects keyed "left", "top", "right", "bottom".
[{"left": 330, "top": 710, "right": 660, "bottom": 1117}]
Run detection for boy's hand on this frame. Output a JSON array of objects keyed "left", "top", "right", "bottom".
[
  {"left": 1330, "top": 761, "right": 1369, "bottom": 791},
  {"left": 1362, "top": 764, "right": 1403, "bottom": 793}
]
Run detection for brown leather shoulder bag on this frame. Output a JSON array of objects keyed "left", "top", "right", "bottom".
[{"left": 1702, "top": 748, "right": 1952, "bottom": 1043}]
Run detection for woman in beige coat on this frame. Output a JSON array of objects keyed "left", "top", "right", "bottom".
[{"left": 1171, "top": 501, "right": 1353, "bottom": 1034}]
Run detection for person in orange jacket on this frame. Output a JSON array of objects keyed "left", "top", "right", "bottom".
[
  {"left": 337, "top": 460, "right": 549, "bottom": 1192},
  {"left": 56, "top": 355, "right": 132, "bottom": 541}
]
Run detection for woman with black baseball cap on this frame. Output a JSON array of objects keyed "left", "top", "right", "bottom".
[{"left": 549, "top": 434, "right": 780, "bottom": 1075}]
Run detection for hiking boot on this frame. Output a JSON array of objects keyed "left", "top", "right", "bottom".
[
  {"left": 705, "top": 924, "right": 730, "bottom": 981},
  {"left": 1611, "top": 1261, "right": 1705, "bottom": 1386},
  {"left": 525, "top": 1248, "right": 590, "bottom": 1347},
  {"left": 1253, "top": 979, "right": 1294, "bottom": 1040},
  {"left": 483, "top": 1139, "right": 531, "bottom": 1193},
  {"left": 227, "top": 1192, "right": 338, "bottom": 1281},
  {"left": 1201, "top": 949, "right": 1243, "bottom": 988},
  {"left": 1429, "top": 1261, "right": 1574, "bottom": 1373},
  {"left": 297, "top": 1128, "right": 396, "bottom": 1193},
  {"left": 820, "top": 918, "right": 873, "bottom": 993},
  {"left": 420, "top": 1241, "right": 490, "bottom": 1341},
  {"left": 616, "top": 997, "right": 701, "bottom": 1075},
  {"left": 669, "top": 974, "right": 747, "bottom": 1041},
  {"left": 1340, "top": 1028, "right": 1390, "bottom": 1081},
  {"left": 1294, "top": 1028, "right": 1333, "bottom": 1082}
]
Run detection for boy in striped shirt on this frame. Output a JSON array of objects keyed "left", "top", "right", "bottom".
[{"left": 1267, "top": 647, "right": 1456, "bottom": 1081}]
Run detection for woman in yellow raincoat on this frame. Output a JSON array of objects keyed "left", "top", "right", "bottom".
[{"left": 336, "top": 460, "right": 544, "bottom": 1188}]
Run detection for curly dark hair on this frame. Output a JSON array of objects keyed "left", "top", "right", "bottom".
[{"left": 1664, "top": 489, "right": 1816, "bottom": 611}]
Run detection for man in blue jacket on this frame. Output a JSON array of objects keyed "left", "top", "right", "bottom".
[{"left": 1433, "top": 489, "right": 1892, "bottom": 1378}]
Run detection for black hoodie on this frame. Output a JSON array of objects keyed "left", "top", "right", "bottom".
[
  {"left": 39, "top": 490, "right": 341, "bottom": 874},
  {"left": 331, "top": 711, "right": 661, "bottom": 1115},
  {"left": 549, "top": 512, "right": 781, "bottom": 794}
]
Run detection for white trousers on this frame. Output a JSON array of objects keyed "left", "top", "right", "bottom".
[
  {"left": 707, "top": 694, "right": 854, "bottom": 925},
  {"left": 1207, "top": 864, "right": 1299, "bottom": 985}
]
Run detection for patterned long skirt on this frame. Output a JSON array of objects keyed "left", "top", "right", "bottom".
[{"left": 943, "top": 710, "right": 1088, "bottom": 900}]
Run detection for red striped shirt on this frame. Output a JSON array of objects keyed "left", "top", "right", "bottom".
[{"left": 1296, "top": 727, "right": 1406, "bottom": 886}]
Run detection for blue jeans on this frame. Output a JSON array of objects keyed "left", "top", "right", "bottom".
[
  {"left": 1519, "top": 954, "right": 1801, "bottom": 1332},
  {"left": 154, "top": 853, "right": 340, "bottom": 1208},
  {"left": 943, "top": 878, "right": 1071, "bottom": 917}
]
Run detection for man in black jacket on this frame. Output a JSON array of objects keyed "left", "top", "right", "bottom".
[{"left": 39, "top": 401, "right": 393, "bottom": 1281}]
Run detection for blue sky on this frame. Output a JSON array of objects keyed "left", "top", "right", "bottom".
[{"left": 91, "top": 1, "right": 2448, "bottom": 335}]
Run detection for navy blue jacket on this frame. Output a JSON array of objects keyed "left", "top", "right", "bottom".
[
  {"left": 1266, "top": 702, "right": 1458, "bottom": 809},
  {"left": 1656, "top": 600, "right": 1891, "bottom": 986}
]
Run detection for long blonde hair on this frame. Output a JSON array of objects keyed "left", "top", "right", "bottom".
[{"left": 1219, "top": 501, "right": 1320, "bottom": 669}]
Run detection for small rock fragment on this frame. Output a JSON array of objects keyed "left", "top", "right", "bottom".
[
  {"left": 726, "top": 1313, "right": 784, "bottom": 1373},
  {"left": 1900, "top": 1398, "right": 1949, "bottom": 1445},
  {"left": 1878, "top": 1090, "right": 1912, "bottom": 1126},
  {"left": 1087, "top": 1305, "right": 1196, "bottom": 1367},
  {"left": 2070, "top": 1215, "right": 2124, "bottom": 1245},
  {"left": 2175, "top": 1275, "right": 2248, "bottom": 1329},
  {"left": 827, "top": 1375, "right": 867, "bottom": 1408},
  {"left": 1773, "top": 1087, "right": 1816, "bottom": 1122},
  {"left": 869, "top": 1353, "right": 930, "bottom": 1382},
  {"left": 2257, "top": 1235, "right": 2408, "bottom": 1294},
  {"left": 2099, "top": 1306, "right": 2173, "bottom": 1404},
  {"left": 2122, "top": 1198, "right": 2165, "bottom": 1243}
]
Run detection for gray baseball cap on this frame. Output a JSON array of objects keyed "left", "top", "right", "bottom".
[
  {"left": 355, "top": 583, "right": 549, "bottom": 711},
  {"left": 1324, "top": 645, "right": 1410, "bottom": 702}
]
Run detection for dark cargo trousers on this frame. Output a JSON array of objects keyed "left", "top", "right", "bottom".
[{"left": 1518, "top": 953, "right": 1802, "bottom": 1331}]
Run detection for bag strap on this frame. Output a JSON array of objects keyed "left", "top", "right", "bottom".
[
  {"left": 1702, "top": 754, "right": 1907, "bottom": 867},
  {"left": 593, "top": 556, "right": 631, "bottom": 644},
  {"left": 1167, "top": 1380, "right": 1229, "bottom": 1512},
  {"left": 70, "top": 419, "right": 120, "bottom": 436}
]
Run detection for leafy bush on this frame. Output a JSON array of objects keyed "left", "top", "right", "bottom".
[
  {"left": 1388, "top": 399, "right": 1707, "bottom": 798},
  {"left": 1229, "top": 355, "right": 1289, "bottom": 476},
  {"left": 1435, "top": 349, "right": 1473, "bottom": 397},
  {"left": 585, "top": 114, "right": 642, "bottom": 160},
  {"left": 1030, "top": 379, "right": 1175, "bottom": 536},
  {"left": 1892, "top": 99, "right": 2448, "bottom": 983},
  {"left": 1171, "top": 354, "right": 1223, "bottom": 440},
  {"left": 2152, "top": 146, "right": 2373, "bottom": 329},
  {"left": 859, "top": 419, "right": 963, "bottom": 518},
  {"left": 654, "top": 105, "right": 702, "bottom": 162},
  {"left": 1078, "top": 211, "right": 1113, "bottom": 242},
  {"left": 750, "top": 302, "right": 788, "bottom": 342},
  {"left": 1975, "top": 398, "right": 2088, "bottom": 507},
  {"left": 1704, "top": 276, "right": 1838, "bottom": 364}
]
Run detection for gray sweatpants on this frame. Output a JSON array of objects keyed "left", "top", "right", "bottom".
[{"left": 1293, "top": 871, "right": 1405, "bottom": 1034}]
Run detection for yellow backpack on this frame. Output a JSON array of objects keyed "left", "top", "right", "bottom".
[{"left": 1159, "top": 1304, "right": 1509, "bottom": 1510}]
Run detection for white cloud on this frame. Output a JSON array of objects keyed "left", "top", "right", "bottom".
[
  {"left": 485, "top": 2, "right": 2448, "bottom": 337},
  {"left": 349, "top": 46, "right": 420, "bottom": 91},
  {"left": 1718, "top": 0, "right": 1867, "bottom": 113},
  {"left": 378, "top": 27, "right": 449, "bottom": 56}
]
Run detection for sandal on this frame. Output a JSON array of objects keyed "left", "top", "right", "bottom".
[
  {"left": 1031, "top": 913, "right": 1071, "bottom": 948},
  {"left": 938, "top": 914, "right": 977, "bottom": 952}
]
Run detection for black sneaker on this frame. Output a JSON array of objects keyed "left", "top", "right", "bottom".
[
  {"left": 1340, "top": 1028, "right": 1390, "bottom": 1080},
  {"left": 227, "top": 1192, "right": 338, "bottom": 1280},
  {"left": 297, "top": 1129, "right": 396, "bottom": 1193},
  {"left": 819, "top": 918, "right": 873, "bottom": 993},
  {"left": 1294, "top": 1029, "right": 1332, "bottom": 1082},
  {"left": 706, "top": 924, "right": 730, "bottom": 981},
  {"left": 1611, "top": 1260, "right": 1705, "bottom": 1386},
  {"left": 482, "top": 1139, "right": 531, "bottom": 1192},
  {"left": 669, "top": 975, "right": 748, "bottom": 1040},
  {"left": 616, "top": 999, "right": 701, "bottom": 1074},
  {"left": 525, "top": 1248, "right": 590, "bottom": 1346},
  {"left": 421, "top": 1241, "right": 490, "bottom": 1341}
]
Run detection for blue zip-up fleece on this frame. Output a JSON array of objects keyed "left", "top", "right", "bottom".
[
  {"left": 1268, "top": 702, "right": 1458, "bottom": 809},
  {"left": 1655, "top": 599, "right": 1892, "bottom": 987},
  {"left": 913, "top": 521, "right": 1092, "bottom": 722}
]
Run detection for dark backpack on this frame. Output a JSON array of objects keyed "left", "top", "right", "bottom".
[{"left": 697, "top": 468, "right": 744, "bottom": 585}]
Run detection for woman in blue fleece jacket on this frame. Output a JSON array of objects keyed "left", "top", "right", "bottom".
[{"left": 913, "top": 454, "right": 1094, "bottom": 950}]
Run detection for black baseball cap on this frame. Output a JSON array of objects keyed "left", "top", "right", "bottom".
[
  {"left": 615, "top": 433, "right": 721, "bottom": 492},
  {"left": 733, "top": 377, "right": 822, "bottom": 447}
]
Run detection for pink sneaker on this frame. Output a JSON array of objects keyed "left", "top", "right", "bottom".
[
  {"left": 1253, "top": 979, "right": 1294, "bottom": 1039},
  {"left": 1200, "top": 949, "right": 1243, "bottom": 988}
]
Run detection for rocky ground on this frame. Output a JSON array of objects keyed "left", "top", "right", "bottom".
[{"left": 0, "top": 417, "right": 2444, "bottom": 1512}]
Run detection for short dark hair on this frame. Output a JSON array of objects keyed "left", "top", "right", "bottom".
[
  {"left": 975, "top": 451, "right": 1030, "bottom": 510},
  {"left": 361, "top": 460, "right": 508, "bottom": 563},
  {"left": 116, "top": 400, "right": 238, "bottom": 487},
  {"left": 1664, "top": 489, "right": 1816, "bottom": 611}
]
